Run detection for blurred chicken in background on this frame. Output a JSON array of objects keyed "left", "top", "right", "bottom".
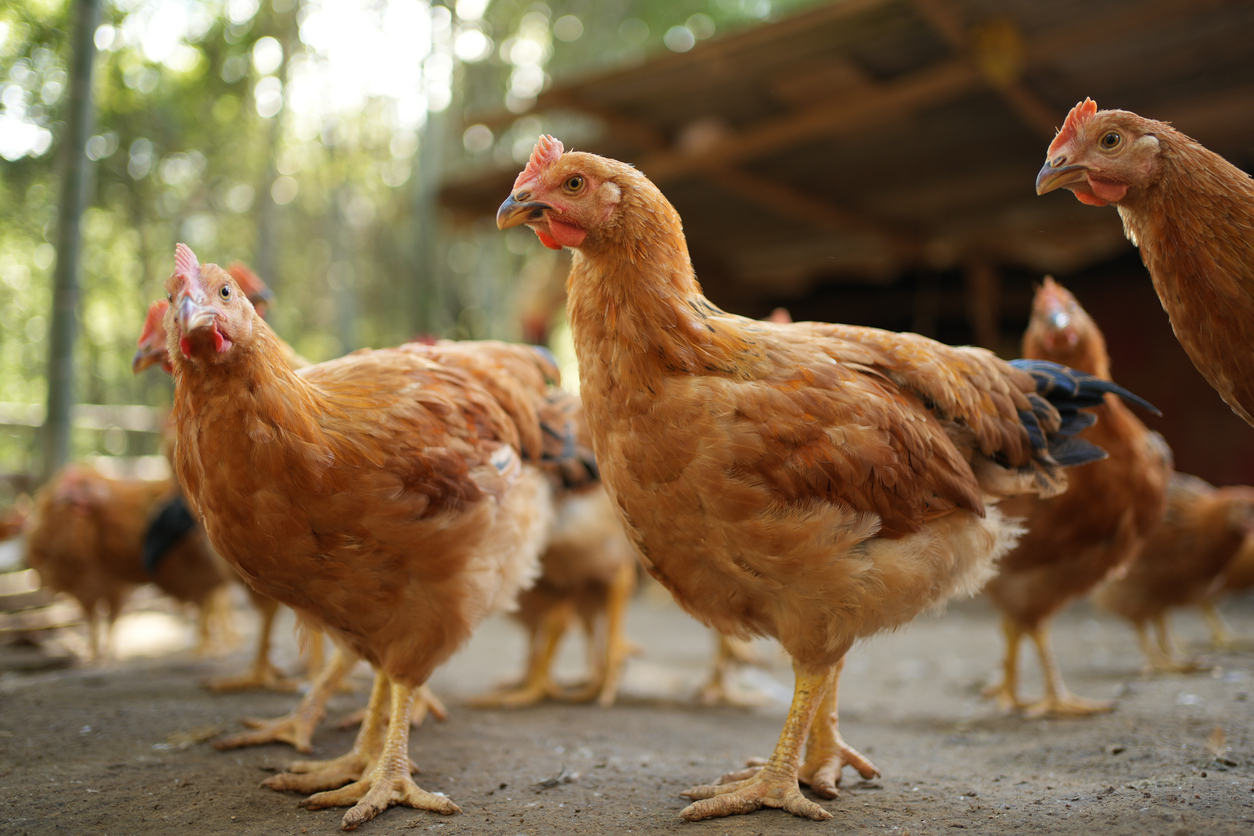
[
  {"left": 24, "top": 463, "right": 232, "bottom": 661},
  {"left": 1095, "top": 473, "right": 1254, "bottom": 672},
  {"left": 984, "top": 278, "right": 1169, "bottom": 716}
]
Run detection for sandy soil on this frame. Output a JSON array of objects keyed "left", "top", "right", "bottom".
[{"left": 2, "top": 587, "right": 1252, "bottom": 836}]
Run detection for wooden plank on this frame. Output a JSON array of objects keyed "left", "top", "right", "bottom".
[
  {"left": 0, "top": 601, "right": 83, "bottom": 633},
  {"left": 0, "top": 568, "right": 40, "bottom": 597}
]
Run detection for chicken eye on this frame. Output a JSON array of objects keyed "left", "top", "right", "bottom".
[
  {"left": 1100, "top": 132, "right": 1121, "bottom": 149},
  {"left": 564, "top": 175, "right": 584, "bottom": 193},
  {"left": 219, "top": 286, "right": 231, "bottom": 300},
  {"left": 166, "top": 293, "right": 173, "bottom": 303}
]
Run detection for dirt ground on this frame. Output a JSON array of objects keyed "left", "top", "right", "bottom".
[{"left": 2, "top": 583, "right": 1253, "bottom": 836}]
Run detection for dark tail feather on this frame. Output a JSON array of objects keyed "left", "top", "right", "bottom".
[
  {"left": 1010, "top": 359, "right": 1160, "bottom": 415},
  {"left": 1010, "top": 358, "right": 1158, "bottom": 468}
]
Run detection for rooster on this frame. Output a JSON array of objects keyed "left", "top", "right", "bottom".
[
  {"left": 498, "top": 136, "right": 1156, "bottom": 822},
  {"left": 1095, "top": 472, "right": 1254, "bottom": 672},
  {"left": 1036, "top": 98, "right": 1254, "bottom": 426},
  {"left": 163, "top": 245, "right": 553, "bottom": 828},
  {"left": 983, "top": 277, "right": 1169, "bottom": 715}
]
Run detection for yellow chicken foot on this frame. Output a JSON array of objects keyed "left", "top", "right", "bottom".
[
  {"left": 263, "top": 670, "right": 403, "bottom": 794},
  {"left": 301, "top": 678, "right": 460, "bottom": 830},
  {"left": 707, "top": 660, "right": 878, "bottom": 798},
  {"left": 1024, "top": 624, "right": 1113, "bottom": 717},
  {"left": 981, "top": 616, "right": 1029, "bottom": 712},
  {"left": 216, "top": 647, "right": 359, "bottom": 753},
  {"left": 681, "top": 661, "right": 833, "bottom": 821},
  {"left": 798, "top": 658, "right": 879, "bottom": 798},
  {"left": 466, "top": 604, "right": 571, "bottom": 708},
  {"left": 206, "top": 597, "right": 296, "bottom": 692}
]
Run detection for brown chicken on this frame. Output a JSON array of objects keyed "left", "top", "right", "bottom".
[
  {"left": 497, "top": 137, "right": 1154, "bottom": 821},
  {"left": 1202, "top": 534, "right": 1254, "bottom": 648},
  {"left": 164, "top": 244, "right": 554, "bottom": 828},
  {"left": 24, "top": 464, "right": 231, "bottom": 660},
  {"left": 984, "top": 278, "right": 1169, "bottom": 715},
  {"left": 1036, "top": 98, "right": 1254, "bottom": 426},
  {"left": 469, "top": 388, "right": 638, "bottom": 708},
  {"left": 135, "top": 299, "right": 300, "bottom": 693},
  {"left": 1095, "top": 473, "right": 1254, "bottom": 671}
]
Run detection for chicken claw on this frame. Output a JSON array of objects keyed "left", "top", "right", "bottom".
[
  {"left": 298, "top": 677, "right": 458, "bottom": 830},
  {"left": 680, "top": 663, "right": 834, "bottom": 822},
  {"left": 798, "top": 661, "right": 879, "bottom": 798}
]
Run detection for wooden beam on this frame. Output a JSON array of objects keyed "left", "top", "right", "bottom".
[{"left": 909, "top": 0, "right": 1063, "bottom": 140}]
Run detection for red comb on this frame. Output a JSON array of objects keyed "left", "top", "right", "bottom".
[
  {"left": 175, "top": 243, "right": 200, "bottom": 282},
  {"left": 137, "top": 300, "right": 169, "bottom": 346},
  {"left": 513, "top": 135, "right": 564, "bottom": 189},
  {"left": 1047, "top": 98, "right": 1098, "bottom": 158}
]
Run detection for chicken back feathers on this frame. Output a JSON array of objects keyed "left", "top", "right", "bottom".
[
  {"left": 1037, "top": 98, "right": 1254, "bottom": 426},
  {"left": 499, "top": 138, "right": 1151, "bottom": 668},
  {"left": 164, "top": 246, "right": 552, "bottom": 687}
]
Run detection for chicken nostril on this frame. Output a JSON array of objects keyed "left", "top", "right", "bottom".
[
  {"left": 515, "top": 190, "right": 531, "bottom": 202},
  {"left": 1051, "top": 155, "right": 1067, "bottom": 167}
]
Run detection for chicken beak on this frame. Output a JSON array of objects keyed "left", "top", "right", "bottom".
[
  {"left": 178, "top": 295, "right": 217, "bottom": 334},
  {"left": 496, "top": 193, "right": 552, "bottom": 230},
  {"left": 1047, "top": 310, "right": 1070, "bottom": 331},
  {"left": 1035, "top": 159, "right": 1089, "bottom": 195}
]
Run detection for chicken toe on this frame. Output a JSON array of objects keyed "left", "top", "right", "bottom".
[
  {"left": 299, "top": 679, "right": 459, "bottom": 830},
  {"left": 798, "top": 659, "right": 878, "bottom": 798},
  {"left": 680, "top": 663, "right": 833, "bottom": 822}
]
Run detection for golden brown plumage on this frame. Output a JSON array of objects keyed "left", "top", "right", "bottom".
[
  {"left": 1037, "top": 98, "right": 1254, "bottom": 425},
  {"left": 497, "top": 137, "right": 1150, "bottom": 821},
  {"left": 24, "top": 464, "right": 232, "bottom": 661},
  {"left": 983, "top": 278, "right": 1170, "bottom": 715},
  {"left": 1096, "top": 473, "right": 1254, "bottom": 670},
  {"left": 164, "top": 245, "right": 554, "bottom": 828},
  {"left": 1202, "top": 533, "right": 1254, "bottom": 648}
]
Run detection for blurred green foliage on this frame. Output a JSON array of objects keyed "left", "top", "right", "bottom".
[{"left": 0, "top": 0, "right": 821, "bottom": 479}]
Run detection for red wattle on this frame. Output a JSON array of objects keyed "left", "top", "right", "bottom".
[
  {"left": 535, "top": 229, "right": 562, "bottom": 250},
  {"left": 179, "top": 336, "right": 193, "bottom": 358}
]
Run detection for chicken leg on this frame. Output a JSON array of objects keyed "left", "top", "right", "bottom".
[
  {"left": 1134, "top": 616, "right": 1202, "bottom": 674},
  {"left": 206, "top": 595, "right": 296, "bottom": 692},
  {"left": 216, "top": 646, "right": 360, "bottom": 753},
  {"left": 798, "top": 657, "right": 879, "bottom": 797},
  {"left": 982, "top": 616, "right": 1030, "bottom": 711},
  {"left": 1024, "top": 622, "right": 1113, "bottom": 717},
  {"left": 466, "top": 602, "right": 572, "bottom": 708},
  {"left": 680, "top": 660, "right": 834, "bottom": 821},
  {"left": 566, "top": 560, "right": 638, "bottom": 706},
  {"left": 697, "top": 634, "right": 771, "bottom": 707},
  {"left": 263, "top": 669, "right": 397, "bottom": 794},
  {"left": 300, "top": 675, "right": 460, "bottom": 830}
]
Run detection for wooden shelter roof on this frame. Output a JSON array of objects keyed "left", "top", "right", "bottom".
[{"left": 440, "top": 0, "right": 1254, "bottom": 308}]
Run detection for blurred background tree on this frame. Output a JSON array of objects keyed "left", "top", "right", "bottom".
[{"left": 0, "top": 0, "right": 821, "bottom": 485}]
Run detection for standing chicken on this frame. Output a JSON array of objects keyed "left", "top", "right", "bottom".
[
  {"left": 497, "top": 137, "right": 1154, "bottom": 821},
  {"left": 1036, "top": 98, "right": 1254, "bottom": 425},
  {"left": 24, "top": 463, "right": 231, "bottom": 660},
  {"left": 164, "top": 245, "right": 553, "bottom": 828},
  {"left": 983, "top": 278, "right": 1168, "bottom": 715},
  {"left": 1095, "top": 473, "right": 1254, "bottom": 672}
]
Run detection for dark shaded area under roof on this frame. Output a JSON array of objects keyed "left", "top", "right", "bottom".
[{"left": 443, "top": 0, "right": 1254, "bottom": 308}]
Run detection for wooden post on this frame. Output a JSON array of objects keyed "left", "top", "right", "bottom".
[
  {"left": 963, "top": 256, "right": 1001, "bottom": 350},
  {"left": 42, "top": 0, "right": 103, "bottom": 481}
]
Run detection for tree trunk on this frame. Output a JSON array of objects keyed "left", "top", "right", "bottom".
[{"left": 42, "top": 0, "right": 102, "bottom": 481}]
